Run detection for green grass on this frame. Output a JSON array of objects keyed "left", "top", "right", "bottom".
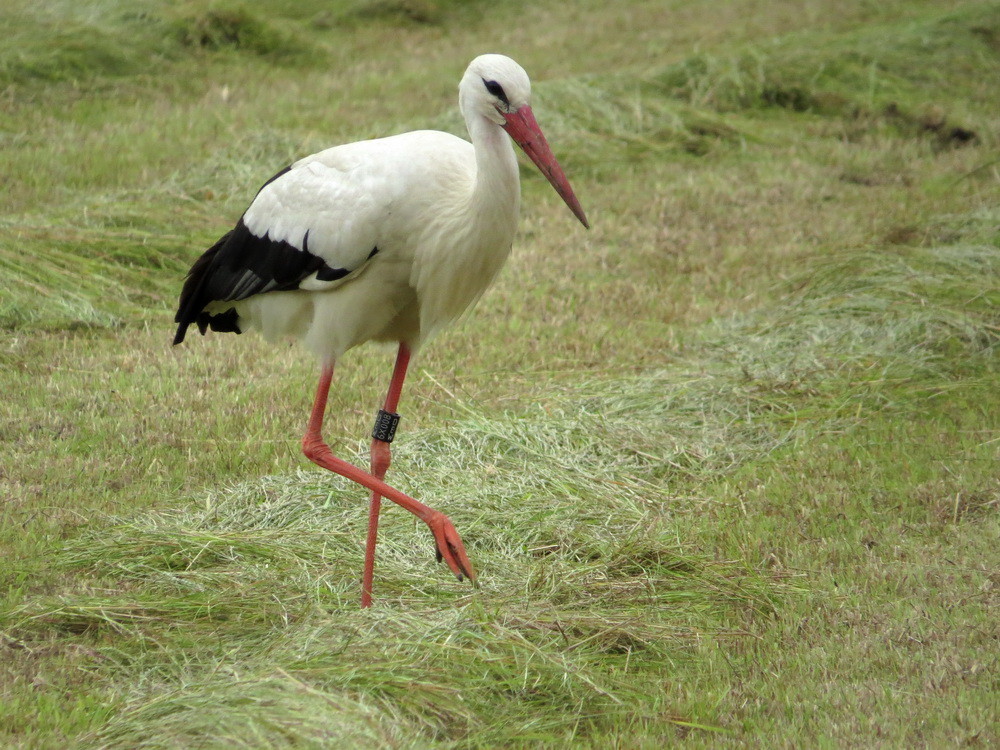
[{"left": 1, "top": 0, "right": 998, "bottom": 746}]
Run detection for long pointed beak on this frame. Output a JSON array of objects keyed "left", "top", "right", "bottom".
[{"left": 502, "top": 105, "right": 589, "bottom": 229}]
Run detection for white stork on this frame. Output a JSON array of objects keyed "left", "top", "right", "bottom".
[{"left": 173, "top": 54, "right": 589, "bottom": 607}]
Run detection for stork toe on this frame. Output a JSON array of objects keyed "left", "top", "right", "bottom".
[{"left": 427, "top": 513, "right": 476, "bottom": 583}]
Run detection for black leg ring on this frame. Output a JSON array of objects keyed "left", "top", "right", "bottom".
[{"left": 372, "top": 409, "right": 401, "bottom": 443}]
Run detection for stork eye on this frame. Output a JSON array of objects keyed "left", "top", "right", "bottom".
[{"left": 482, "top": 79, "right": 509, "bottom": 107}]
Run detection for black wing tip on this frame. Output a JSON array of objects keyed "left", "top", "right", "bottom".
[
  {"left": 171, "top": 310, "right": 241, "bottom": 347},
  {"left": 171, "top": 163, "right": 324, "bottom": 344}
]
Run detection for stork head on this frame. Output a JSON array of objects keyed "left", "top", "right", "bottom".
[{"left": 461, "top": 54, "right": 589, "bottom": 229}]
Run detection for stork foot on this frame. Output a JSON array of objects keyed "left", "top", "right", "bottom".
[{"left": 426, "top": 512, "right": 476, "bottom": 584}]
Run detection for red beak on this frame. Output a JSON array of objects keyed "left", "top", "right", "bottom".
[{"left": 501, "top": 106, "right": 589, "bottom": 229}]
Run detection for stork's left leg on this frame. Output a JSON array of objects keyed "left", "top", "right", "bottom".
[{"left": 362, "top": 343, "right": 411, "bottom": 608}]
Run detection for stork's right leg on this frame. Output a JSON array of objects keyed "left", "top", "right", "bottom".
[
  {"left": 301, "top": 362, "right": 475, "bottom": 607},
  {"left": 362, "top": 344, "right": 411, "bottom": 608}
]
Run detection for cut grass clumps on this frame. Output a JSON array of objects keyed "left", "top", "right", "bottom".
[
  {"left": 88, "top": 608, "right": 714, "bottom": 747},
  {"left": 5, "top": 462, "right": 775, "bottom": 746},
  {"left": 656, "top": 4, "right": 999, "bottom": 139},
  {"left": 334, "top": 0, "right": 506, "bottom": 28},
  {"left": 0, "top": 291, "right": 121, "bottom": 332},
  {"left": 0, "top": 213, "right": 191, "bottom": 331},
  {"left": 537, "top": 77, "right": 743, "bottom": 168},
  {"left": 1, "top": 367, "right": 789, "bottom": 744},
  {"left": 337, "top": 0, "right": 444, "bottom": 26},
  {"left": 0, "top": 26, "right": 139, "bottom": 85},
  {"left": 710, "top": 220, "right": 1000, "bottom": 387},
  {"left": 0, "top": 1, "right": 317, "bottom": 88},
  {"left": 42, "top": 456, "right": 778, "bottom": 620},
  {"left": 0, "top": 2, "right": 168, "bottom": 85},
  {"left": 93, "top": 673, "right": 402, "bottom": 748},
  {"left": 166, "top": 3, "right": 311, "bottom": 60}
]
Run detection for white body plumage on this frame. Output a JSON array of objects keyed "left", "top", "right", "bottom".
[{"left": 233, "top": 124, "right": 519, "bottom": 360}]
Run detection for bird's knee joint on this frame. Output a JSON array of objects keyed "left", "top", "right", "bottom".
[{"left": 302, "top": 435, "right": 327, "bottom": 463}]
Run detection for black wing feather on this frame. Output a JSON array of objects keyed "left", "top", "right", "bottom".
[{"left": 172, "top": 168, "right": 352, "bottom": 346}]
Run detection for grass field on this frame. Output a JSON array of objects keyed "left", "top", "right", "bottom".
[{"left": 1, "top": 0, "right": 998, "bottom": 746}]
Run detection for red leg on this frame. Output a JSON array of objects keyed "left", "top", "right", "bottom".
[
  {"left": 302, "top": 356, "right": 475, "bottom": 607},
  {"left": 361, "top": 343, "right": 411, "bottom": 608}
]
